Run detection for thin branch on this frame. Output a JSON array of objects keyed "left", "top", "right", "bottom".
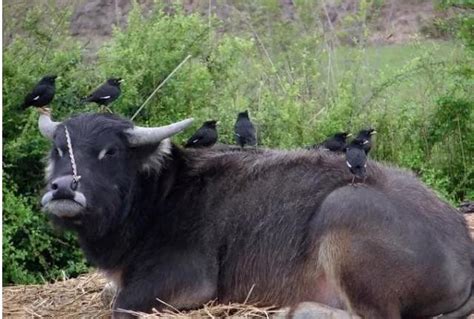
[{"left": 130, "top": 54, "right": 192, "bottom": 121}]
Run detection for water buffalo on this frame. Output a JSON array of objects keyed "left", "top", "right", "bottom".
[{"left": 38, "top": 112, "right": 473, "bottom": 318}]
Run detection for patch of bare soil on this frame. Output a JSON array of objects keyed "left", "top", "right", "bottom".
[
  {"left": 3, "top": 0, "right": 447, "bottom": 58},
  {"left": 369, "top": 0, "right": 439, "bottom": 44}
]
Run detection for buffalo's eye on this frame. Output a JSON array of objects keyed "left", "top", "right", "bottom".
[
  {"left": 98, "top": 148, "right": 118, "bottom": 160},
  {"left": 106, "top": 148, "right": 117, "bottom": 156}
]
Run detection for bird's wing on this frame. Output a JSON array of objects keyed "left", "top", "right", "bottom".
[
  {"left": 186, "top": 129, "right": 205, "bottom": 145},
  {"left": 89, "top": 84, "right": 118, "bottom": 100},
  {"left": 235, "top": 120, "right": 256, "bottom": 137},
  {"left": 28, "top": 84, "right": 48, "bottom": 99},
  {"left": 354, "top": 150, "right": 367, "bottom": 166},
  {"left": 93, "top": 85, "right": 112, "bottom": 99},
  {"left": 323, "top": 139, "right": 338, "bottom": 150},
  {"left": 23, "top": 85, "right": 48, "bottom": 106},
  {"left": 246, "top": 121, "right": 256, "bottom": 133}
]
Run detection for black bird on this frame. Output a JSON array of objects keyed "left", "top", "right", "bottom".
[
  {"left": 185, "top": 120, "right": 218, "bottom": 148},
  {"left": 83, "top": 78, "right": 123, "bottom": 111},
  {"left": 355, "top": 128, "right": 376, "bottom": 154},
  {"left": 21, "top": 75, "right": 57, "bottom": 111},
  {"left": 313, "top": 132, "right": 352, "bottom": 152},
  {"left": 345, "top": 138, "right": 368, "bottom": 185},
  {"left": 234, "top": 110, "right": 257, "bottom": 148}
]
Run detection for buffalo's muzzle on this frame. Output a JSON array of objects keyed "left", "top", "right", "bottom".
[{"left": 41, "top": 175, "right": 87, "bottom": 217}]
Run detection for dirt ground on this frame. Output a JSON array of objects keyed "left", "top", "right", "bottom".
[
  {"left": 3, "top": 0, "right": 445, "bottom": 51},
  {"left": 3, "top": 214, "right": 474, "bottom": 318}
]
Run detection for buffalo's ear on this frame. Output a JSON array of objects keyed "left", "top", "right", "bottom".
[{"left": 131, "top": 138, "right": 172, "bottom": 173}]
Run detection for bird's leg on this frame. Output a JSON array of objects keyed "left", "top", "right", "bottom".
[
  {"left": 105, "top": 106, "right": 113, "bottom": 113},
  {"left": 351, "top": 176, "right": 356, "bottom": 186},
  {"left": 38, "top": 107, "right": 51, "bottom": 116}
]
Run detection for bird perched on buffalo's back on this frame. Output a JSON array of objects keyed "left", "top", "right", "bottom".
[
  {"left": 185, "top": 120, "right": 218, "bottom": 148},
  {"left": 311, "top": 132, "right": 351, "bottom": 152},
  {"left": 83, "top": 78, "right": 123, "bottom": 112},
  {"left": 345, "top": 137, "right": 368, "bottom": 185},
  {"left": 234, "top": 110, "right": 257, "bottom": 148},
  {"left": 21, "top": 75, "right": 58, "bottom": 111},
  {"left": 355, "top": 128, "right": 376, "bottom": 154}
]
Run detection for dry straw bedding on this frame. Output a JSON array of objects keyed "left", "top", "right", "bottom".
[
  {"left": 3, "top": 273, "right": 279, "bottom": 318},
  {"left": 4, "top": 216, "right": 474, "bottom": 318}
]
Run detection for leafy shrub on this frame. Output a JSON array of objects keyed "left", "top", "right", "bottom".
[
  {"left": 3, "top": 182, "right": 88, "bottom": 284},
  {"left": 2, "top": 3, "right": 98, "bottom": 284}
]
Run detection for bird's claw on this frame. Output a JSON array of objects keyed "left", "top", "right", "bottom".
[{"left": 38, "top": 107, "right": 52, "bottom": 115}]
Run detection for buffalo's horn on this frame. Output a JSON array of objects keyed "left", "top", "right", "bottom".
[
  {"left": 126, "top": 118, "right": 194, "bottom": 146},
  {"left": 38, "top": 112, "right": 60, "bottom": 140}
]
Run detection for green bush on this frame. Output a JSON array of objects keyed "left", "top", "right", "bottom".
[
  {"left": 3, "top": 181, "right": 88, "bottom": 284},
  {"left": 2, "top": 3, "right": 92, "bottom": 284}
]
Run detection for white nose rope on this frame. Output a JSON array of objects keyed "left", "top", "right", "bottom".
[{"left": 64, "top": 126, "right": 81, "bottom": 184}]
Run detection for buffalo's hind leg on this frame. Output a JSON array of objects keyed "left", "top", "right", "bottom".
[{"left": 318, "top": 231, "right": 402, "bottom": 319}]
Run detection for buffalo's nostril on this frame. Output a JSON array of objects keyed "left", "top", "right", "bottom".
[{"left": 50, "top": 175, "right": 78, "bottom": 201}]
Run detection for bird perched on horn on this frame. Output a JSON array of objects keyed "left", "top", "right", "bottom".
[
  {"left": 82, "top": 78, "right": 123, "bottom": 112},
  {"left": 185, "top": 120, "right": 218, "bottom": 148},
  {"left": 21, "top": 75, "right": 58, "bottom": 112}
]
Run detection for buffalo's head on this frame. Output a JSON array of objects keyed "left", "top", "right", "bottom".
[{"left": 38, "top": 112, "right": 193, "bottom": 234}]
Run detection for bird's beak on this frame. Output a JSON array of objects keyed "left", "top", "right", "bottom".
[
  {"left": 119, "top": 79, "right": 125, "bottom": 83},
  {"left": 347, "top": 133, "right": 352, "bottom": 137},
  {"left": 370, "top": 131, "right": 377, "bottom": 135}
]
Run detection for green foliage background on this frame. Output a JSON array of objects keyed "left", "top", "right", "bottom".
[{"left": 3, "top": 1, "right": 473, "bottom": 284}]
